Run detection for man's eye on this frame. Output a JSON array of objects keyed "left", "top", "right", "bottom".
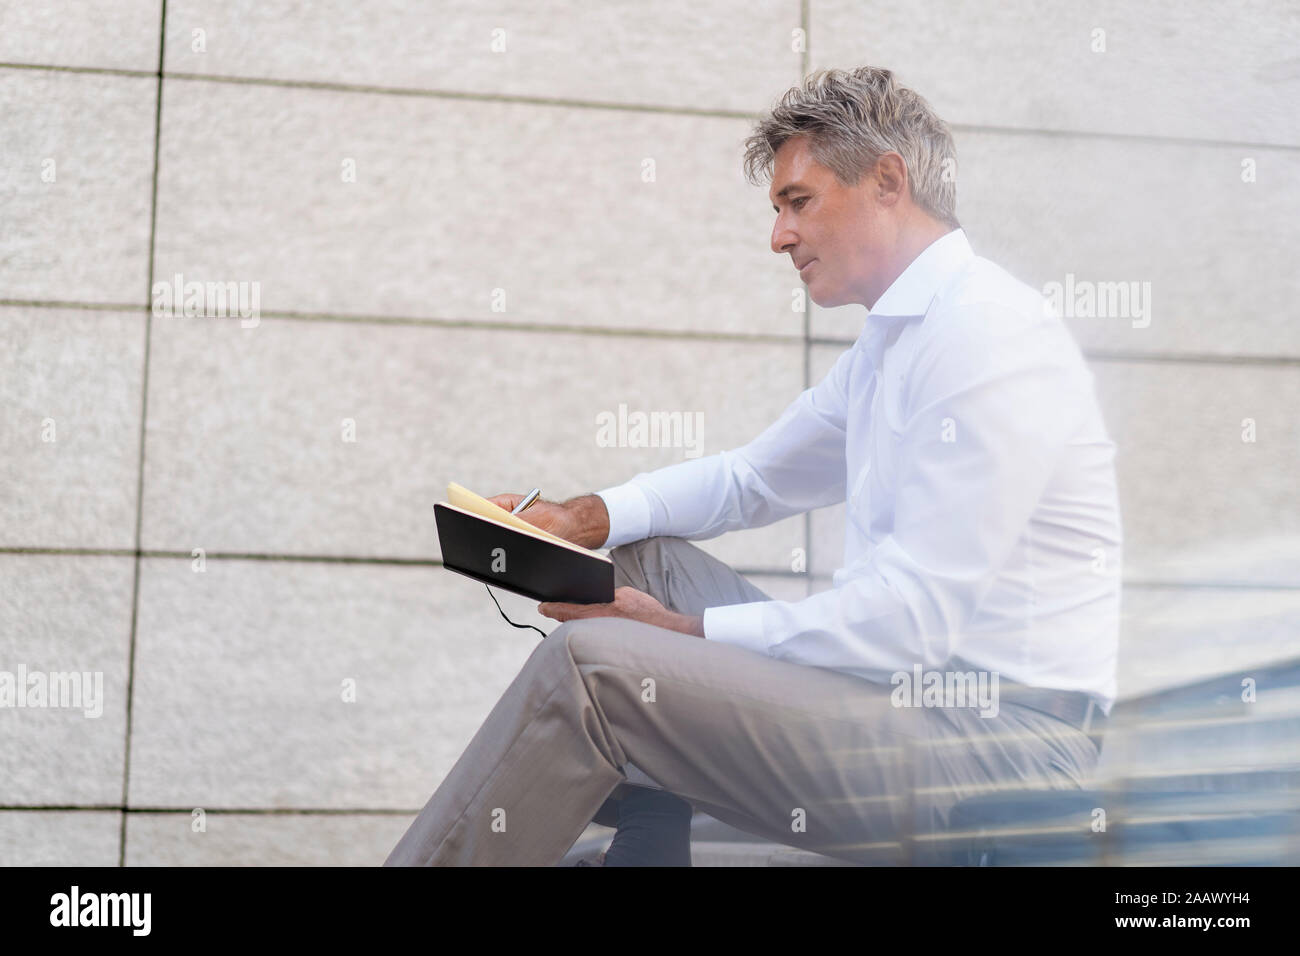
[{"left": 792, "top": 196, "right": 809, "bottom": 210}]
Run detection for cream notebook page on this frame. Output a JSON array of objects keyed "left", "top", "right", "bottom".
[{"left": 443, "top": 482, "right": 606, "bottom": 558}]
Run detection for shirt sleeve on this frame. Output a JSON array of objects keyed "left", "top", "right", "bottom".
[
  {"left": 702, "top": 305, "right": 1091, "bottom": 673},
  {"left": 594, "top": 347, "right": 856, "bottom": 552}
]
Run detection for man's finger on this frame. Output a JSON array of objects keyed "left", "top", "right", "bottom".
[{"left": 539, "top": 602, "right": 575, "bottom": 616}]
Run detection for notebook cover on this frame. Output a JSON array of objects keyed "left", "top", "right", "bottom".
[{"left": 434, "top": 502, "right": 615, "bottom": 604}]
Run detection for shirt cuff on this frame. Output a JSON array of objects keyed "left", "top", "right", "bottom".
[
  {"left": 594, "top": 482, "right": 653, "bottom": 550},
  {"left": 702, "top": 601, "right": 771, "bottom": 655}
]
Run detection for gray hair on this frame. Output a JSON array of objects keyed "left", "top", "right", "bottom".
[{"left": 742, "top": 66, "right": 960, "bottom": 229}]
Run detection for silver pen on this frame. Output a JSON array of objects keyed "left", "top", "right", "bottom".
[{"left": 511, "top": 488, "right": 541, "bottom": 515}]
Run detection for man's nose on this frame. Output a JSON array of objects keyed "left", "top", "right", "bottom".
[{"left": 771, "top": 212, "right": 796, "bottom": 256}]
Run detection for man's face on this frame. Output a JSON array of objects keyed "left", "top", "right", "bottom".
[{"left": 768, "top": 135, "right": 897, "bottom": 309}]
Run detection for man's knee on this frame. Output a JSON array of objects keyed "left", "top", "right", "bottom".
[
  {"left": 523, "top": 619, "right": 620, "bottom": 694},
  {"left": 537, "top": 616, "right": 620, "bottom": 665},
  {"left": 537, "top": 617, "right": 584, "bottom": 654},
  {"left": 542, "top": 616, "right": 668, "bottom": 676}
]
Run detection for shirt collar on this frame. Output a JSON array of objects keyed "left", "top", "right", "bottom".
[{"left": 866, "top": 227, "right": 974, "bottom": 321}]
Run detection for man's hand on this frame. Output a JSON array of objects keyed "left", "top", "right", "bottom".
[
  {"left": 538, "top": 586, "right": 706, "bottom": 638},
  {"left": 486, "top": 492, "right": 610, "bottom": 551}
]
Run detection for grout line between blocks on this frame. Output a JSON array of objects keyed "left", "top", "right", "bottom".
[
  {"left": 0, "top": 59, "right": 1296, "bottom": 154},
  {"left": 4, "top": 298, "right": 1298, "bottom": 367},
  {"left": 117, "top": 0, "right": 168, "bottom": 868}
]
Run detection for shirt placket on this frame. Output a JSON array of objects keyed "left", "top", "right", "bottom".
[
  {"left": 847, "top": 337, "right": 888, "bottom": 547},
  {"left": 848, "top": 315, "right": 912, "bottom": 549}
]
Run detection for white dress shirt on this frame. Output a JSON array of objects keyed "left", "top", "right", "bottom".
[{"left": 596, "top": 228, "right": 1121, "bottom": 714}]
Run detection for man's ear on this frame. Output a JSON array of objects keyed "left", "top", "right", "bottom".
[{"left": 872, "top": 152, "right": 908, "bottom": 207}]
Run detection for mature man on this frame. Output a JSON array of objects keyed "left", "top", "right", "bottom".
[{"left": 386, "top": 66, "right": 1121, "bottom": 867}]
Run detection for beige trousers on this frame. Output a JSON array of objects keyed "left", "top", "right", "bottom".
[{"left": 384, "top": 536, "right": 1100, "bottom": 866}]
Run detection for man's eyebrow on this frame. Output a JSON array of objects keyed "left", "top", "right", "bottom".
[{"left": 770, "top": 182, "right": 810, "bottom": 210}]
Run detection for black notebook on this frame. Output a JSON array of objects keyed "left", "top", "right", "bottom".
[{"left": 433, "top": 482, "right": 615, "bottom": 604}]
